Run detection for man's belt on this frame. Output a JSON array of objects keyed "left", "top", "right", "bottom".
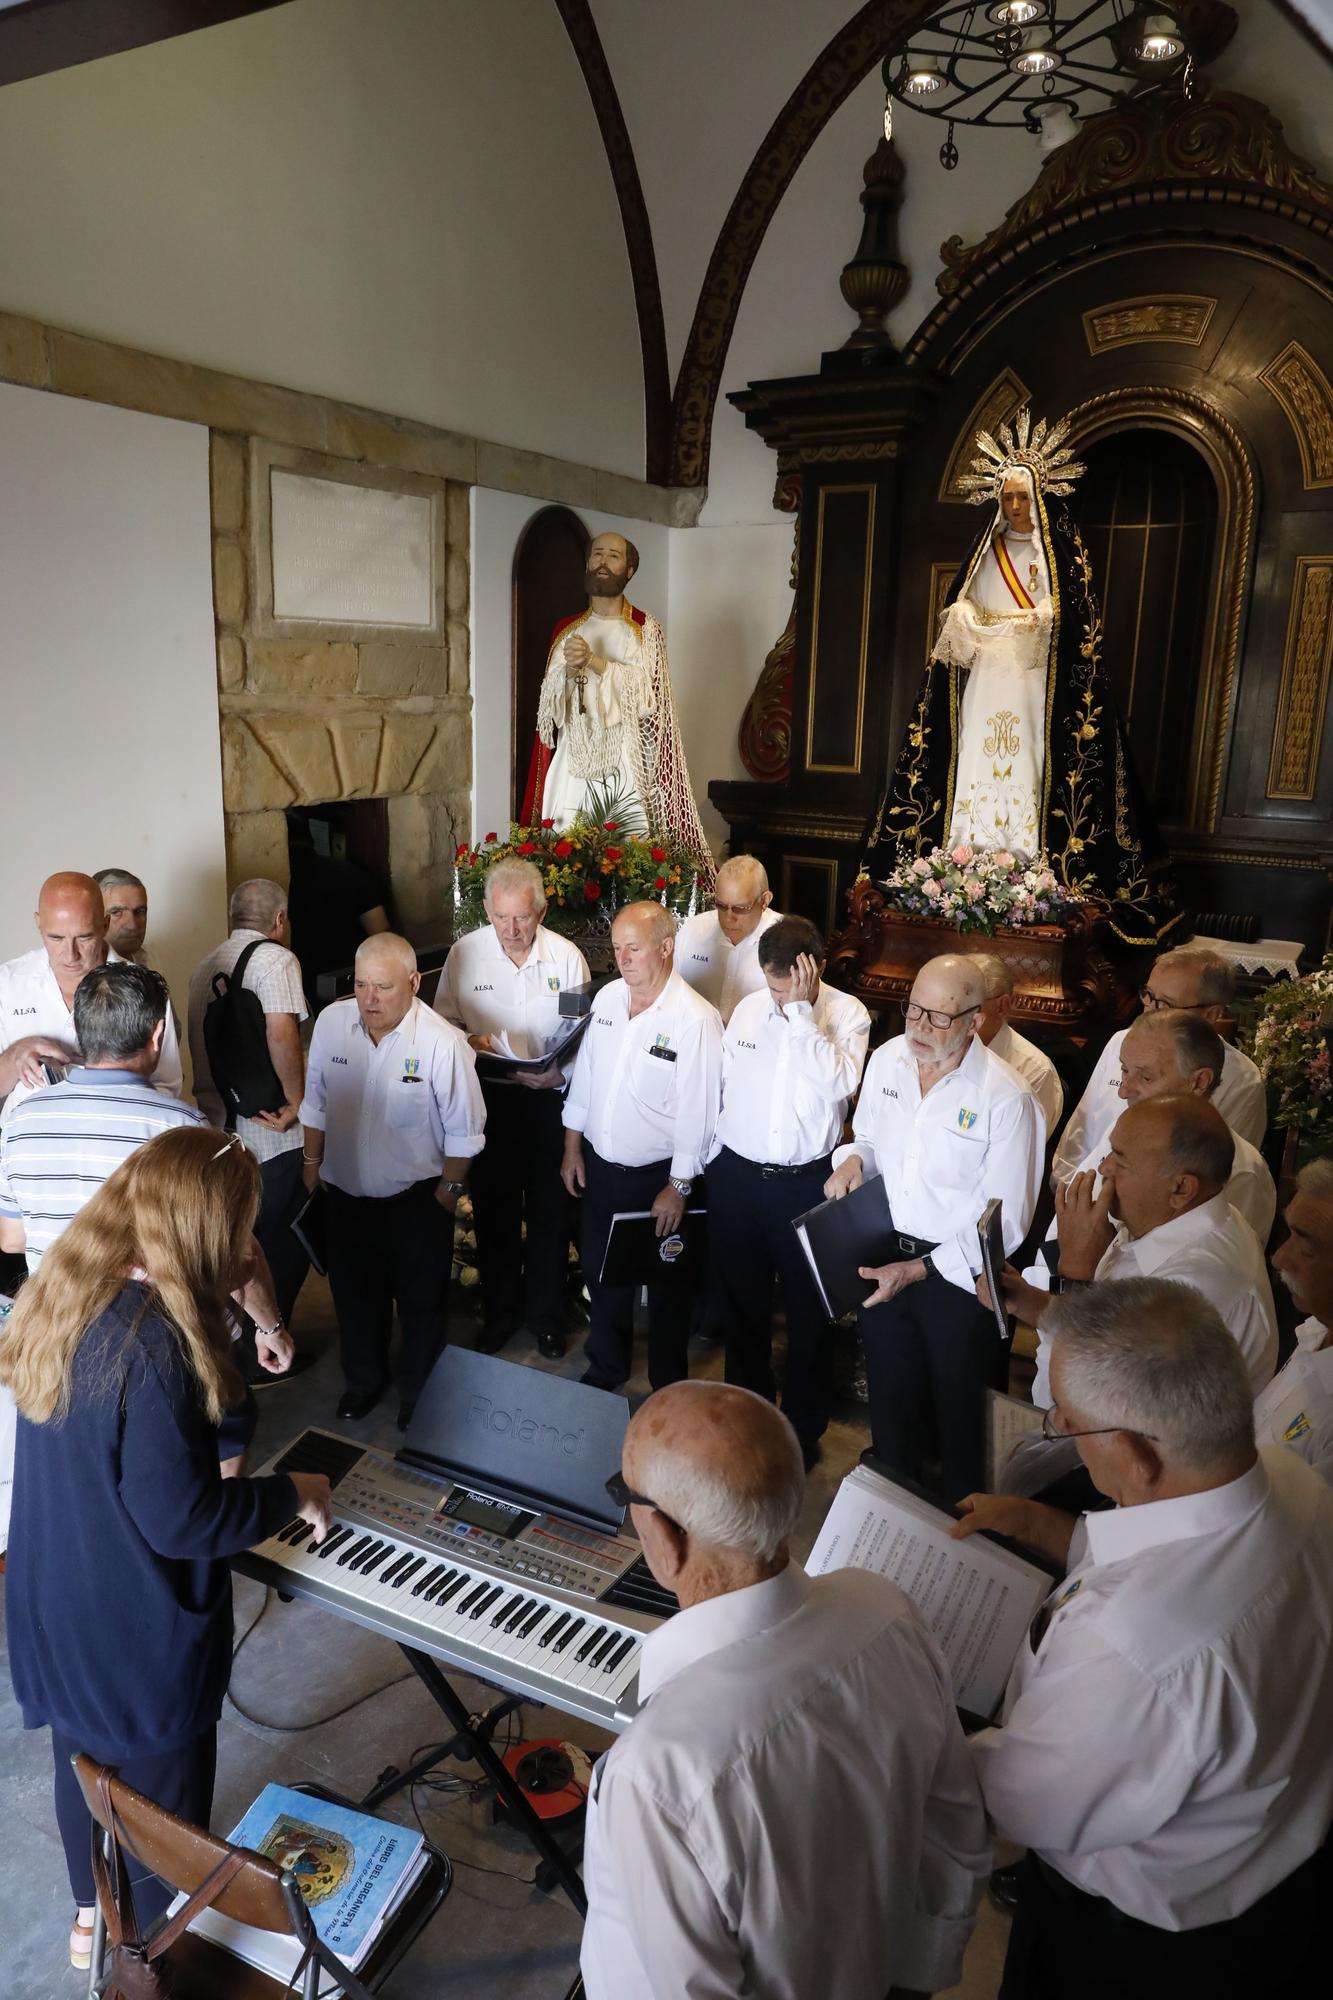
[
  {"left": 894, "top": 1231, "right": 939, "bottom": 1258},
  {"left": 722, "top": 1145, "right": 832, "bottom": 1179}
]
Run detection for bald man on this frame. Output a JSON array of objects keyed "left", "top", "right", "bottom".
[
  {"left": 675, "top": 855, "right": 780, "bottom": 1024},
  {"left": 0, "top": 871, "right": 183, "bottom": 1122},
  {"left": 300, "top": 933, "right": 486, "bottom": 1425},
  {"left": 997, "top": 1093, "right": 1278, "bottom": 1408},
  {"left": 581, "top": 1382, "right": 989, "bottom": 2000},
  {"left": 563, "top": 902, "right": 722, "bottom": 1391},
  {"left": 526, "top": 530, "right": 712, "bottom": 875},
  {"left": 826, "top": 952, "right": 1043, "bottom": 1500}
]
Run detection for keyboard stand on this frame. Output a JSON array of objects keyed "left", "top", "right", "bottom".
[{"left": 358, "top": 1644, "right": 589, "bottom": 1918}]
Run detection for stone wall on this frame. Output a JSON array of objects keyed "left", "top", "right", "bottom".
[{"left": 214, "top": 435, "right": 471, "bottom": 940}]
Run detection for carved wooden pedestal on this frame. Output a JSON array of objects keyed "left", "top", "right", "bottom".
[{"left": 828, "top": 879, "right": 1116, "bottom": 1034}]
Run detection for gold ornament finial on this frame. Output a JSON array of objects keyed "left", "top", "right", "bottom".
[{"left": 954, "top": 404, "right": 1087, "bottom": 505}]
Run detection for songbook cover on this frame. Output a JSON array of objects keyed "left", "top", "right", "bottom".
[
  {"left": 791, "top": 1173, "right": 895, "bottom": 1321},
  {"left": 600, "top": 1208, "right": 708, "bottom": 1287}
]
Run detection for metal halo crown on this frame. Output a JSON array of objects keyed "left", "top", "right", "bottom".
[{"left": 954, "top": 404, "right": 1087, "bottom": 505}]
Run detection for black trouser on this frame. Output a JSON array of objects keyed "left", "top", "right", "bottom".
[
  {"left": 469, "top": 1081, "right": 569, "bottom": 1341},
  {"left": 324, "top": 1179, "right": 455, "bottom": 1414},
  {"left": 859, "top": 1269, "right": 1006, "bottom": 1503},
  {"left": 52, "top": 1726, "right": 217, "bottom": 1917},
  {"left": 579, "top": 1146, "right": 692, "bottom": 1390},
  {"left": 706, "top": 1145, "right": 834, "bottom": 1451},
  {"left": 253, "top": 1146, "right": 310, "bottom": 1325},
  {"left": 1000, "top": 1840, "right": 1333, "bottom": 2000}
]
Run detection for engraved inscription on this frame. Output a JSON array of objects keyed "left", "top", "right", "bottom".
[
  {"left": 271, "top": 472, "right": 435, "bottom": 627},
  {"left": 1268, "top": 559, "right": 1333, "bottom": 800}
]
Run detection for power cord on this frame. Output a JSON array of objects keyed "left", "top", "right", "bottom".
[{"left": 227, "top": 1588, "right": 413, "bottom": 1731}]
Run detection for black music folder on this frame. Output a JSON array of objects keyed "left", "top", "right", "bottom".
[
  {"left": 599, "top": 1209, "right": 708, "bottom": 1287},
  {"left": 290, "top": 1184, "right": 329, "bottom": 1277},
  {"left": 791, "top": 1173, "right": 895, "bottom": 1321},
  {"left": 471, "top": 1011, "right": 592, "bottom": 1080},
  {"left": 977, "top": 1197, "right": 1009, "bottom": 1340}
]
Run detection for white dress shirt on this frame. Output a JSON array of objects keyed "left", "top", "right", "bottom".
[
  {"left": 1053, "top": 1028, "right": 1267, "bottom": 1184},
  {"left": 434, "top": 922, "right": 589, "bottom": 1060},
  {"left": 187, "top": 929, "right": 309, "bottom": 1162},
  {"left": 300, "top": 998, "right": 484, "bottom": 1199},
  {"left": 833, "top": 1032, "right": 1044, "bottom": 1293},
  {"left": 1254, "top": 1318, "right": 1333, "bottom": 1487},
  {"left": 1032, "top": 1193, "right": 1278, "bottom": 1407},
  {"left": 563, "top": 971, "right": 721, "bottom": 1183},
  {"left": 674, "top": 908, "right": 780, "bottom": 1023},
  {"left": 986, "top": 1021, "right": 1063, "bottom": 1137},
  {"left": 0, "top": 946, "right": 183, "bottom": 1123},
  {"left": 715, "top": 981, "right": 870, "bottom": 1166},
  {"left": 581, "top": 1562, "right": 990, "bottom": 2000},
  {"left": 970, "top": 1450, "right": 1333, "bottom": 1929},
  {"left": 1035, "top": 1128, "right": 1277, "bottom": 1269}
]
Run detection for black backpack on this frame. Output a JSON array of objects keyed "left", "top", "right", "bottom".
[{"left": 202, "top": 939, "right": 285, "bottom": 1129}]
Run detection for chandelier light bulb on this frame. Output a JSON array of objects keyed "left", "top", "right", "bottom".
[
  {"left": 1137, "top": 13, "right": 1185, "bottom": 61},
  {"left": 1010, "top": 29, "right": 1063, "bottom": 75},
  {"left": 986, "top": 1, "right": 1042, "bottom": 23},
  {"left": 903, "top": 51, "right": 946, "bottom": 96}
]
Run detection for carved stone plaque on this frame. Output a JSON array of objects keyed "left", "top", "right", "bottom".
[{"left": 270, "top": 472, "right": 435, "bottom": 627}]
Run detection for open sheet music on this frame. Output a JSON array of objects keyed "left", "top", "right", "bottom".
[{"left": 805, "top": 1462, "right": 1051, "bottom": 1718}]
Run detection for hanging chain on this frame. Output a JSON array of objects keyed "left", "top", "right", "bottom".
[{"left": 940, "top": 118, "right": 959, "bottom": 171}]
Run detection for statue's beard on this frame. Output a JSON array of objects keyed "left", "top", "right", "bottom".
[{"left": 586, "top": 565, "right": 624, "bottom": 592}]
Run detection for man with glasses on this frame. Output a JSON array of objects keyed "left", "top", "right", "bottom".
[
  {"left": 823, "top": 953, "right": 1043, "bottom": 1500},
  {"left": 674, "top": 855, "right": 779, "bottom": 1024},
  {"left": 1052, "top": 946, "right": 1266, "bottom": 1188},
  {"left": 952, "top": 1278, "right": 1333, "bottom": 2000},
  {"left": 581, "top": 1381, "right": 990, "bottom": 2000}
]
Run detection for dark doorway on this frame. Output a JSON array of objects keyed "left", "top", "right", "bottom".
[
  {"left": 511, "top": 506, "right": 591, "bottom": 820},
  {"left": 285, "top": 801, "right": 393, "bottom": 1009},
  {"left": 1076, "top": 430, "right": 1218, "bottom": 828}
]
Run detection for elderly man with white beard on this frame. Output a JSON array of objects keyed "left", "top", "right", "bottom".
[{"left": 824, "top": 953, "right": 1043, "bottom": 1501}]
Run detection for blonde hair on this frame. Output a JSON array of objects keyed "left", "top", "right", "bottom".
[{"left": 0, "top": 1125, "right": 258, "bottom": 1427}]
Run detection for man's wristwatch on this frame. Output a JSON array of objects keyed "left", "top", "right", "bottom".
[
  {"left": 1053, "top": 1273, "right": 1091, "bottom": 1293},
  {"left": 919, "top": 1252, "right": 937, "bottom": 1279},
  {"left": 668, "top": 1176, "right": 693, "bottom": 1198},
  {"left": 438, "top": 1178, "right": 466, "bottom": 1197}
]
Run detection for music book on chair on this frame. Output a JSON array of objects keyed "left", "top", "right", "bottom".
[
  {"left": 791, "top": 1173, "right": 895, "bottom": 1321},
  {"left": 599, "top": 1208, "right": 708, "bottom": 1287},
  {"left": 173, "top": 1783, "right": 425, "bottom": 1977},
  {"left": 805, "top": 1462, "right": 1053, "bottom": 1722}
]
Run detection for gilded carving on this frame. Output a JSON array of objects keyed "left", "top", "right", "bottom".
[
  {"left": 939, "top": 371, "right": 1030, "bottom": 504},
  {"left": 1259, "top": 342, "right": 1333, "bottom": 490},
  {"left": 1268, "top": 559, "right": 1333, "bottom": 800},
  {"left": 1083, "top": 297, "right": 1216, "bottom": 353}
]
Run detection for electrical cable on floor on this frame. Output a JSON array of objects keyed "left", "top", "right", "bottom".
[{"left": 227, "top": 1586, "right": 413, "bottom": 1731}]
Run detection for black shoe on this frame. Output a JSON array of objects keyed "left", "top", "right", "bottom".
[
  {"left": 476, "top": 1321, "right": 517, "bottom": 1355},
  {"left": 988, "top": 1860, "right": 1026, "bottom": 1915},
  {"left": 537, "top": 1330, "right": 566, "bottom": 1359},
  {"left": 336, "top": 1389, "right": 382, "bottom": 1421},
  {"left": 579, "top": 1367, "right": 622, "bottom": 1393}
]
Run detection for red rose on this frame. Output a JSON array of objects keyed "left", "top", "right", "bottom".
[
  {"left": 654, "top": 876, "right": 667, "bottom": 891},
  {"left": 554, "top": 839, "right": 574, "bottom": 859},
  {"left": 602, "top": 821, "right": 619, "bottom": 832},
  {"left": 650, "top": 845, "right": 667, "bottom": 862},
  {"left": 484, "top": 831, "right": 498, "bottom": 843},
  {"left": 604, "top": 845, "right": 622, "bottom": 862},
  {"left": 517, "top": 840, "right": 537, "bottom": 855},
  {"left": 455, "top": 842, "right": 469, "bottom": 860},
  {"left": 584, "top": 880, "right": 602, "bottom": 902},
  {"left": 541, "top": 818, "right": 555, "bottom": 829}
]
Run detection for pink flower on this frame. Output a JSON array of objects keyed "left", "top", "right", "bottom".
[
  {"left": 911, "top": 856, "right": 931, "bottom": 877},
  {"left": 964, "top": 879, "right": 986, "bottom": 901},
  {"left": 993, "top": 851, "right": 1015, "bottom": 872},
  {"left": 922, "top": 878, "right": 941, "bottom": 900},
  {"left": 951, "top": 844, "right": 974, "bottom": 866}
]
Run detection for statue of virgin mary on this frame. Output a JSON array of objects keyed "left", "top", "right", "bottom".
[{"left": 863, "top": 407, "right": 1180, "bottom": 947}]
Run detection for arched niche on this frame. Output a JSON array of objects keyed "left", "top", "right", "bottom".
[{"left": 511, "top": 505, "right": 590, "bottom": 821}]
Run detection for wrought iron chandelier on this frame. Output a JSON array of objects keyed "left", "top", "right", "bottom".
[{"left": 882, "top": 3, "right": 1198, "bottom": 169}]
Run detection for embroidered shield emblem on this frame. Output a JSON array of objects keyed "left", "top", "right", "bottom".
[{"left": 957, "top": 1107, "right": 978, "bottom": 1131}]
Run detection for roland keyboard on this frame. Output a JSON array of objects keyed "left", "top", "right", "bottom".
[{"left": 235, "top": 1427, "right": 674, "bottom": 1733}]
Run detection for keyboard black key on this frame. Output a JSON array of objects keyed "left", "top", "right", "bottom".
[
  {"left": 504, "top": 1597, "right": 535, "bottom": 1632},
  {"left": 471, "top": 1584, "right": 504, "bottom": 1620},
  {"left": 553, "top": 1619, "right": 584, "bottom": 1654},
  {"left": 360, "top": 1544, "right": 394, "bottom": 1576},
  {"left": 575, "top": 1624, "right": 606, "bottom": 1663},
  {"left": 425, "top": 1567, "right": 460, "bottom": 1603},
  {"left": 591, "top": 1630, "right": 619, "bottom": 1667},
  {"left": 337, "top": 1535, "right": 372, "bottom": 1567},
  {"left": 519, "top": 1603, "right": 547, "bottom": 1637},
  {"left": 380, "top": 1553, "right": 412, "bottom": 1586},
  {"left": 413, "top": 1564, "right": 447, "bottom": 1598},
  {"left": 604, "top": 1635, "right": 636, "bottom": 1674},
  {"left": 491, "top": 1592, "right": 524, "bottom": 1627},
  {"left": 540, "top": 1613, "right": 569, "bottom": 1649},
  {"left": 458, "top": 1581, "right": 489, "bottom": 1614},
  {"left": 435, "top": 1572, "right": 468, "bottom": 1607},
  {"left": 315, "top": 1525, "right": 352, "bottom": 1560}
]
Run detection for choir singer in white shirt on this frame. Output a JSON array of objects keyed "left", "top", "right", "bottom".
[
  {"left": 581, "top": 1381, "right": 990, "bottom": 2000},
  {"left": 562, "top": 903, "right": 721, "bottom": 1391},
  {"left": 971, "top": 951, "right": 1063, "bottom": 1139},
  {"left": 674, "top": 854, "right": 779, "bottom": 1024},
  {"left": 706, "top": 915, "right": 869, "bottom": 1468},
  {"left": 824, "top": 953, "right": 1043, "bottom": 1501},
  {"left": 1261, "top": 1157, "right": 1333, "bottom": 1485},
  {"left": 955, "top": 1279, "right": 1333, "bottom": 2000},
  {"left": 435, "top": 858, "right": 588, "bottom": 1359}
]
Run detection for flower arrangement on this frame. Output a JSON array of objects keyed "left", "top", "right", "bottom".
[
  {"left": 878, "top": 843, "right": 1083, "bottom": 936},
  {"left": 453, "top": 814, "right": 704, "bottom": 938},
  {"left": 1245, "top": 952, "right": 1333, "bottom": 1146}
]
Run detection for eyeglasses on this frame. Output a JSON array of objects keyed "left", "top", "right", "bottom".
[
  {"left": 715, "top": 899, "right": 760, "bottom": 917},
  {"left": 900, "top": 999, "right": 981, "bottom": 1031},
  {"left": 1139, "top": 987, "right": 1207, "bottom": 1013},
  {"left": 1040, "top": 1404, "right": 1159, "bottom": 1444},
  {"left": 605, "top": 1469, "right": 679, "bottom": 1530}
]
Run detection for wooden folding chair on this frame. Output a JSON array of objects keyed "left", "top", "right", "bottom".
[{"left": 72, "top": 1753, "right": 451, "bottom": 2000}]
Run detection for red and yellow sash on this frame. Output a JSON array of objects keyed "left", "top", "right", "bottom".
[{"left": 992, "top": 533, "right": 1035, "bottom": 610}]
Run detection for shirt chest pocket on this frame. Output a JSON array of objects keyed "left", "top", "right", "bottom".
[
  {"left": 385, "top": 1070, "right": 432, "bottom": 1130},
  {"left": 934, "top": 1125, "right": 988, "bottom": 1189},
  {"left": 629, "top": 1045, "right": 677, "bottom": 1115}
]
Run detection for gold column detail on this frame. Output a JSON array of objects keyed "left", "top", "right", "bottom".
[
  {"left": 1082, "top": 296, "right": 1216, "bottom": 353},
  {"left": 1268, "top": 558, "right": 1333, "bottom": 800},
  {"left": 1259, "top": 342, "right": 1333, "bottom": 490}
]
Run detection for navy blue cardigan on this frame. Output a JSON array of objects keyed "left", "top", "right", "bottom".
[{"left": 6, "top": 1283, "right": 296, "bottom": 1760}]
